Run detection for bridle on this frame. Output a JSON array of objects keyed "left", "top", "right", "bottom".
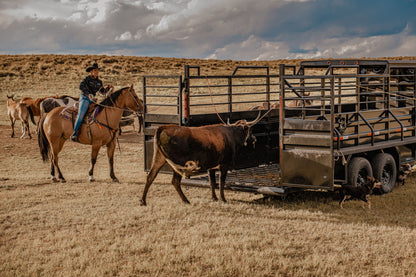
[{"left": 89, "top": 86, "right": 143, "bottom": 115}]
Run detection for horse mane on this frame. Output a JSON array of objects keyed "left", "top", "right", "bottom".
[{"left": 99, "top": 87, "right": 127, "bottom": 108}]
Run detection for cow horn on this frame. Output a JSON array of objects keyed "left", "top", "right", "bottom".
[{"left": 246, "top": 111, "right": 262, "bottom": 127}]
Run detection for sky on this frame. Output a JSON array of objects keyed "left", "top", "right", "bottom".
[{"left": 1, "top": 0, "right": 416, "bottom": 60}]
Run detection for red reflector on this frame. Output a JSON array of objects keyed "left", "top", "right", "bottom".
[
  {"left": 328, "top": 61, "right": 331, "bottom": 65},
  {"left": 341, "top": 61, "right": 345, "bottom": 65},
  {"left": 355, "top": 61, "right": 359, "bottom": 65},
  {"left": 395, "top": 128, "right": 402, "bottom": 132}
]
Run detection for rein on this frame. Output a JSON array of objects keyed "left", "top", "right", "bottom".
[
  {"left": 89, "top": 87, "right": 142, "bottom": 115},
  {"left": 205, "top": 76, "right": 227, "bottom": 125}
]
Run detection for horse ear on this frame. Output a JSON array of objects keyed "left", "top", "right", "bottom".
[{"left": 130, "top": 84, "right": 134, "bottom": 90}]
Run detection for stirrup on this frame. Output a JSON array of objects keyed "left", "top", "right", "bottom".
[{"left": 70, "top": 134, "right": 79, "bottom": 142}]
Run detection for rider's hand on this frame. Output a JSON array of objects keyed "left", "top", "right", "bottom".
[
  {"left": 107, "top": 84, "right": 114, "bottom": 93},
  {"left": 89, "top": 94, "right": 96, "bottom": 102}
]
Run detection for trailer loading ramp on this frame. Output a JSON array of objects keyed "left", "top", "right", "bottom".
[{"left": 180, "top": 163, "right": 299, "bottom": 196}]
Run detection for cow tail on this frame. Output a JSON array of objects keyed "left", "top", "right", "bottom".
[
  {"left": 27, "top": 105, "right": 36, "bottom": 125},
  {"left": 38, "top": 117, "right": 50, "bottom": 162}
]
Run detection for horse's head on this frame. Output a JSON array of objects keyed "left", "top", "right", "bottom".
[{"left": 121, "top": 84, "right": 143, "bottom": 113}]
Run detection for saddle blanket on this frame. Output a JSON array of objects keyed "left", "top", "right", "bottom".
[{"left": 59, "top": 105, "right": 100, "bottom": 124}]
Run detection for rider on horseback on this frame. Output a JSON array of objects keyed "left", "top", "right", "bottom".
[{"left": 70, "top": 62, "right": 113, "bottom": 142}]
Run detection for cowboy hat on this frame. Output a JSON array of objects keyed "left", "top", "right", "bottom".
[{"left": 86, "top": 62, "right": 100, "bottom": 72}]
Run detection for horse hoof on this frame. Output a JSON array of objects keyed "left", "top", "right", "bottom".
[
  {"left": 60, "top": 179, "right": 66, "bottom": 183},
  {"left": 112, "top": 178, "right": 119, "bottom": 183},
  {"left": 139, "top": 200, "right": 147, "bottom": 206},
  {"left": 89, "top": 176, "right": 95, "bottom": 182},
  {"left": 51, "top": 177, "right": 59, "bottom": 183}
]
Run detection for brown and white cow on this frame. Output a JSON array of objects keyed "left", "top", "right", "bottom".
[{"left": 140, "top": 114, "right": 261, "bottom": 205}]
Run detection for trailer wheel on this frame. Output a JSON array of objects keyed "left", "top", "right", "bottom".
[
  {"left": 348, "top": 157, "right": 373, "bottom": 187},
  {"left": 372, "top": 153, "right": 397, "bottom": 193}
]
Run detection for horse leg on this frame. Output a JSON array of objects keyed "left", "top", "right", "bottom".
[
  {"left": 20, "top": 121, "right": 26, "bottom": 139},
  {"left": 26, "top": 120, "right": 31, "bottom": 139},
  {"left": 106, "top": 141, "right": 118, "bottom": 182},
  {"left": 140, "top": 149, "right": 166, "bottom": 206},
  {"left": 9, "top": 115, "right": 15, "bottom": 138},
  {"left": 219, "top": 167, "right": 228, "bottom": 202},
  {"left": 89, "top": 145, "right": 101, "bottom": 182},
  {"left": 208, "top": 169, "right": 218, "bottom": 201},
  {"left": 51, "top": 138, "right": 66, "bottom": 183},
  {"left": 50, "top": 160, "right": 58, "bottom": 183},
  {"left": 20, "top": 120, "right": 31, "bottom": 139},
  {"left": 171, "top": 171, "right": 190, "bottom": 204}
]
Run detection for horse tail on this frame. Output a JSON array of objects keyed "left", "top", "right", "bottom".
[
  {"left": 38, "top": 117, "right": 50, "bottom": 162},
  {"left": 27, "top": 105, "right": 36, "bottom": 125}
]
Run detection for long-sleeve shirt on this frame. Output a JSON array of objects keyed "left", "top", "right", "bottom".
[{"left": 79, "top": 75, "right": 104, "bottom": 96}]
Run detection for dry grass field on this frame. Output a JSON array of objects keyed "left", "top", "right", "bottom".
[{"left": 1, "top": 55, "right": 416, "bottom": 276}]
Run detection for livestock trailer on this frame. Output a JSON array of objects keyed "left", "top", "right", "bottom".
[{"left": 142, "top": 60, "right": 416, "bottom": 196}]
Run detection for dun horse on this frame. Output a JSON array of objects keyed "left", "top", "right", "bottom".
[
  {"left": 7, "top": 95, "right": 35, "bottom": 139},
  {"left": 38, "top": 85, "right": 143, "bottom": 183}
]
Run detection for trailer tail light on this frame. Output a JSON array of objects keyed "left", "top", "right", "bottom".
[
  {"left": 334, "top": 136, "right": 349, "bottom": 141},
  {"left": 184, "top": 93, "right": 189, "bottom": 119}
]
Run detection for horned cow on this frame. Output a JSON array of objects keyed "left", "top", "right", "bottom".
[{"left": 140, "top": 113, "right": 262, "bottom": 205}]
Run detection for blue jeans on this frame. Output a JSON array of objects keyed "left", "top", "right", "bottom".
[{"left": 72, "top": 94, "right": 92, "bottom": 136}]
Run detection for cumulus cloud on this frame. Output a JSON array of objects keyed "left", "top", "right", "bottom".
[
  {"left": 0, "top": 0, "right": 415, "bottom": 59},
  {"left": 115, "top": 31, "right": 132, "bottom": 41}
]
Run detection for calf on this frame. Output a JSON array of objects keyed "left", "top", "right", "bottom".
[
  {"left": 140, "top": 114, "right": 261, "bottom": 205},
  {"left": 339, "top": 176, "right": 381, "bottom": 209},
  {"left": 6, "top": 95, "right": 35, "bottom": 139}
]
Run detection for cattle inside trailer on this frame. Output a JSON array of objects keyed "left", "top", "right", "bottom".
[{"left": 142, "top": 60, "right": 416, "bottom": 196}]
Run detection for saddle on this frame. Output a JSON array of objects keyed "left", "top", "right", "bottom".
[{"left": 59, "top": 103, "right": 101, "bottom": 126}]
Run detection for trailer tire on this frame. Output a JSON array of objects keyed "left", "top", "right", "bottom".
[
  {"left": 372, "top": 153, "right": 397, "bottom": 193},
  {"left": 348, "top": 157, "right": 373, "bottom": 187}
]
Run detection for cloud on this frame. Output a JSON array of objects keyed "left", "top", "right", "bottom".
[
  {"left": 207, "top": 26, "right": 416, "bottom": 60},
  {"left": 0, "top": 0, "right": 415, "bottom": 59},
  {"left": 115, "top": 31, "right": 132, "bottom": 41}
]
